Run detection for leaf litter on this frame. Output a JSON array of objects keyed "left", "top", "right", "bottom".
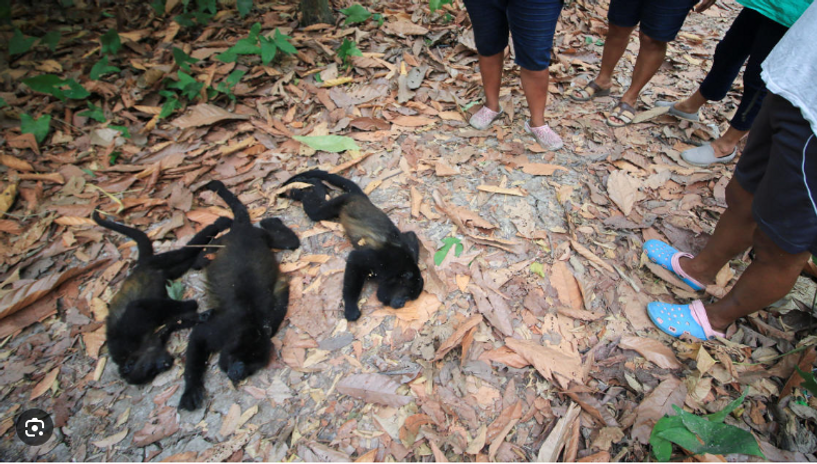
[{"left": 1, "top": 0, "right": 816, "bottom": 461}]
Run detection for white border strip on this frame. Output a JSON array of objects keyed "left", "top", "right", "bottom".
[{"left": 802, "top": 134, "right": 817, "bottom": 216}]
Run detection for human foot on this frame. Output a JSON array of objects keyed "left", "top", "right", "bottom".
[
  {"left": 644, "top": 240, "right": 707, "bottom": 291},
  {"left": 681, "top": 143, "right": 737, "bottom": 166},
  {"left": 570, "top": 80, "right": 612, "bottom": 101},
  {"left": 647, "top": 300, "right": 725, "bottom": 340},
  {"left": 524, "top": 121, "right": 563, "bottom": 151},
  {"left": 469, "top": 105, "right": 503, "bottom": 130}
]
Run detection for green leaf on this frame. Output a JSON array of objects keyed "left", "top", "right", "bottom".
[
  {"left": 109, "top": 150, "right": 121, "bottom": 164},
  {"left": 216, "top": 38, "right": 261, "bottom": 63},
  {"left": 0, "top": 97, "right": 6, "bottom": 108},
  {"left": 259, "top": 36, "right": 277, "bottom": 65},
  {"left": 678, "top": 406, "right": 764, "bottom": 458},
  {"left": 90, "top": 56, "right": 121, "bottom": 80},
  {"left": 150, "top": 0, "right": 165, "bottom": 15},
  {"left": 174, "top": 13, "right": 196, "bottom": 27},
  {"left": 172, "top": 47, "right": 199, "bottom": 72},
  {"left": 167, "top": 70, "right": 204, "bottom": 100},
  {"left": 197, "top": 0, "right": 216, "bottom": 14},
  {"left": 705, "top": 389, "right": 747, "bottom": 423},
  {"left": 341, "top": 4, "right": 371, "bottom": 24},
  {"left": 109, "top": 125, "right": 131, "bottom": 138},
  {"left": 336, "top": 38, "right": 363, "bottom": 69},
  {"left": 166, "top": 281, "right": 186, "bottom": 301},
  {"left": 273, "top": 28, "right": 297, "bottom": 55},
  {"left": 215, "top": 69, "right": 246, "bottom": 100},
  {"left": 797, "top": 366, "right": 817, "bottom": 396},
  {"left": 10, "top": 29, "right": 37, "bottom": 56},
  {"left": 429, "top": 0, "right": 452, "bottom": 12},
  {"left": 237, "top": 0, "right": 252, "bottom": 17},
  {"left": 20, "top": 113, "right": 51, "bottom": 144},
  {"left": 159, "top": 96, "right": 181, "bottom": 119},
  {"left": 461, "top": 100, "right": 479, "bottom": 112},
  {"left": 23, "top": 74, "right": 67, "bottom": 100},
  {"left": 248, "top": 22, "right": 262, "bottom": 40},
  {"left": 100, "top": 28, "right": 121, "bottom": 55},
  {"left": 41, "top": 30, "right": 61, "bottom": 52},
  {"left": 585, "top": 35, "right": 593, "bottom": 44},
  {"left": 78, "top": 102, "right": 107, "bottom": 123},
  {"left": 63, "top": 79, "right": 90, "bottom": 99},
  {"left": 293, "top": 135, "right": 360, "bottom": 153},
  {"left": 372, "top": 13, "right": 384, "bottom": 27},
  {"left": 530, "top": 262, "right": 546, "bottom": 278},
  {"left": 434, "top": 236, "right": 461, "bottom": 266}
]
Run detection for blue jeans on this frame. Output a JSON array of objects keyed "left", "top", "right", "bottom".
[
  {"left": 463, "top": 0, "right": 563, "bottom": 71},
  {"left": 699, "top": 8, "right": 789, "bottom": 131}
]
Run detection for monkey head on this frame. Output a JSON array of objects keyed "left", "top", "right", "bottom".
[
  {"left": 118, "top": 341, "right": 174, "bottom": 384},
  {"left": 219, "top": 327, "right": 271, "bottom": 384}
]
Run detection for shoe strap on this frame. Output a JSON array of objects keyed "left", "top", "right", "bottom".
[
  {"left": 689, "top": 300, "right": 725, "bottom": 339},
  {"left": 671, "top": 252, "right": 705, "bottom": 290}
]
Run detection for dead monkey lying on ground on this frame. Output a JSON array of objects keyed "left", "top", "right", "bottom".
[
  {"left": 282, "top": 170, "right": 424, "bottom": 321},
  {"left": 93, "top": 211, "right": 232, "bottom": 385},
  {"left": 179, "top": 180, "right": 300, "bottom": 411}
]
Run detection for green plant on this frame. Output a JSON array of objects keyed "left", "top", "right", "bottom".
[
  {"left": 530, "top": 262, "right": 546, "bottom": 278},
  {"left": 216, "top": 23, "right": 297, "bottom": 66},
  {"left": 172, "top": 47, "right": 199, "bottom": 72},
  {"left": 165, "top": 70, "right": 204, "bottom": 100},
  {"left": 429, "top": 0, "right": 452, "bottom": 13},
  {"left": 237, "top": 0, "right": 252, "bottom": 17},
  {"left": 341, "top": 4, "right": 371, "bottom": 24},
  {"left": 10, "top": 29, "right": 37, "bottom": 56},
  {"left": 159, "top": 90, "right": 182, "bottom": 119},
  {"left": 796, "top": 367, "right": 817, "bottom": 396},
  {"left": 166, "top": 281, "right": 186, "bottom": 300},
  {"left": 174, "top": 0, "right": 216, "bottom": 27},
  {"left": 650, "top": 390, "right": 764, "bottom": 461},
  {"left": 41, "top": 31, "right": 61, "bottom": 52},
  {"left": 0, "top": 97, "right": 6, "bottom": 108},
  {"left": 260, "top": 28, "right": 297, "bottom": 65},
  {"left": 90, "top": 55, "right": 121, "bottom": 80},
  {"left": 435, "top": 236, "right": 463, "bottom": 265},
  {"left": 100, "top": 29, "right": 121, "bottom": 56},
  {"left": 23, "top": 75, "right": 90, "bottom": 101},
  {"left": 150, "top": 0, "right": 165, "bottom": 15},
  {"left": 109, "top": 125, "right": 131, "bottom": 138},
  {"left": 21, "top": 113, "right": 52, "bottom": 143},
  {"left": 78, "top": 102, "right": 106, "bottom": 123},
  {"left": 109, "top": 150, "right": 121, "bottom": 165},
  {"left": 212, "top": 69, "right": 246, "bottom": 100},
  {"left": 336, "top": 38, "right": 363, "bottom": 69}
]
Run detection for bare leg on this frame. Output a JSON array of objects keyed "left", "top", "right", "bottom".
[
  {"left": 592, "top": 24, "right": 636, "bottom": 91},
  {"left": 711, "top": 127, "right": 749, "bottom": 158},
  {"left": 614, "top": 32, "right": 668, "bottom": 118},
  {"left": 679, "top": 179, "right": 756, "bottom": 284},
  {"left": 706, "top": 228, "right": 810, "bottom": 331},
  {"left": 520, "top": 68, "right": 550, "bottom": 127},
  {"left": 477, "top": 52, "right": 504, "bottom": 112},
  {"left": 674, "top": 89, "right": 708, "bottom": 114}
]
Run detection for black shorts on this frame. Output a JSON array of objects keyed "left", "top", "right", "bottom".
[
  {"left": 735, "top": 92, "right": 817, "bottom": 255},
  {"left": 608, "top": 0, "right": 698, "bottom": 42}
]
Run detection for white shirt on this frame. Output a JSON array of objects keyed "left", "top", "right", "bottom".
[{"left": 762, "top": 1, "right": 817, "bottom": 135}]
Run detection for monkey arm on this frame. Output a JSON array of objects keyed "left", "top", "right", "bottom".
[
  {"left": 342, "top": 249, "right": 376, "bottom": 321},
  {"left": 179, "top": 324, "right": 217, "bottom": 410},
  {"left": 259, "top": 218, "right": 300, "bottom": 250}
]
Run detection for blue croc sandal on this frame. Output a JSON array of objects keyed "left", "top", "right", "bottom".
[
  {"left": 644, "top": 239, "right": 705, "bottom": 291},
  {"left": 647, "top": 300, "right": 725, "bottom": 341}
]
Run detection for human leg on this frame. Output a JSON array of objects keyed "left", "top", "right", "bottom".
[{"left": 463, "top": 0, "right": 509, "bottom": 126}]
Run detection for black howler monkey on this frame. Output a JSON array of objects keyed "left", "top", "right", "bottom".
[
  {"left": 178, "top": 180, "right": 300, "bottom": 411},
  {"left": 93, "top": 211, "right": 232, "bottom": 385},
  {"left": 281, "top": 170, "right": 424, "bottom": 321}
]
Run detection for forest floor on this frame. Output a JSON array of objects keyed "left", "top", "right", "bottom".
[{"left": 1, "top": 0, "right": 817, "bottom": 461}]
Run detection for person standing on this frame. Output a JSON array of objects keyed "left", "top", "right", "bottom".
[
  {"left": 464, "top": 0, "right": 565, "bottom": 151},
  {"left": 642, "top": 1, "right": 817, "bottom": 340},
  {"left": 570, "top": 0, "right": 717, "bottom": 127},
  {"left": 659, "top": 0, "right": 812, "bottom": 166}
]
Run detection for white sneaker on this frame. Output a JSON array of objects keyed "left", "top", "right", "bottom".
[
  {"left": 681, "top": 143, "right": 737, "bottom": 166},
  {"left": 524, "top": 120, "right": 563, "bottom": 151}
]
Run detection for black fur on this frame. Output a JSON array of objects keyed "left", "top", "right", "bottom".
[
  {"left": 282, "top": 170, "right": 423, "bottom": 321},
  {"left": 93, "top": 211, "right": 232, "bottom": 385},
  {"left": 178, "top": 180, "right": 299, "bottom": 411}
]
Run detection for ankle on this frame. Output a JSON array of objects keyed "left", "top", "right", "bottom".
[
  {"left": 594, "top": 76, "right": 612, "bottom": 89},
  {"left": 704, "top": 306, "right": 731, "bottom": 332},
  {"left": 530, "top": 116, "right": 545, "bottom": 127},
  {"left": 674, "top": 98, "right": 699, "bottom": 113},
  {"left": 678, "top": 256, "right": 715, "bottom": 286},
  {"left": 484, "top": 101, "right": 501, "bottom": 113},
  {"left": 711, "top": 138, "right": 737, "bottom": 157}
]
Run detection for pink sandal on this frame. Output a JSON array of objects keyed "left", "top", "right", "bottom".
[
  {"left": 469, "top": 106, "right": 503, "bottom": 130},
  {"left": 524, "top": 120, "right": 564, "bottom": 151}
]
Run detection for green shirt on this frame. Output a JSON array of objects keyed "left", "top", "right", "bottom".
[{"left": 738, "top": 0, "right": 814, "bottom": 27}]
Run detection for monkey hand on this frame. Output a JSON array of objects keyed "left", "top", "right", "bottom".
[
  {"left": 179, "top": 385, "right": 205, "bottom": 411},
  {"left": 344, "top": 302, "right": 361, "bottom": 322},
  {"left": 213, "top": 216, "right": 233, "bottom": 230}
]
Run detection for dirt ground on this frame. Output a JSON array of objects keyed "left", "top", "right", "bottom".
[{"left": 1, "top": 0, "right": 817, "bottom": 461}]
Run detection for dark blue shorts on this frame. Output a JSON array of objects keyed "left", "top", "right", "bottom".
[
  {"left": 463, "top": 0, "right": 563, "bottom": 71},
  {"left": 608, "top": 0, "right": 698, "bottom": 42},
  {"left": 735, "top": 93, "right": 817, "bottom": 255}
]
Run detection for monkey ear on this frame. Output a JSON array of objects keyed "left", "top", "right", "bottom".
[{"left": 401, "top": 231, "right": 420, "bottom": 262}]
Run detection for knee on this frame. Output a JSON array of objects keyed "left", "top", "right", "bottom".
[
  {"left": 724, "top": 179, "right": 753, "bottom": 213},
  {"left": 639, "top": 32, "right": 667, "bottom": 51}
]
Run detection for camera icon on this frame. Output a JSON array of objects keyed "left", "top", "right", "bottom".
[
  {"left": 15, "top": 409, "right": 53, "bottom": 446},
  {"left": 24, "top": 418, "right": 46, "bottom": 437}
]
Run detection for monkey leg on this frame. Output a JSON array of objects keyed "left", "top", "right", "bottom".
[
  {"left": 342, "top": 249, "right": 376, "bottom": 321},
  {"left": 120, "top": 298, "right": 198, "bottom": 336},
  {"left": 157, "top": 308, "right": 214, "bottom": 344},
  {"left": 259, "top": 218, "right": 300, "bottom": 250},
  {"left": 296, "top": 184, "right": 349, "bottom": 222},
  {"left": 179, "top": 323, "right": 219, "bottom": 411}
]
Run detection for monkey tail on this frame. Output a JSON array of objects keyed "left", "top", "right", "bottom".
[
  {"left": 204, "top": 180, "right": 250, "bottom": 225},
  {"left": 92, "top": 211, "right": 154, "bottom": 259},
  {"left": 283, "top": 170, "right": 364, "bottom": 195}
]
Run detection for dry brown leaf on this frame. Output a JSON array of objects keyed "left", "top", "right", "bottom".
[
  {"left": 92, "top": 429, "right": 129, "bottom": 448},
  {"left": 30, "top": 367, "right": 59, "bottom": 400},
  {"left": 521, "top": 163, "right": 569, "bottom": 176},
  {"left": 336, "top": 373, "right": 412, "bottom": 408},
  {"left": 537, "top": 402, "right": 580, "bottom": 461},
  {"left": 550, "top": 261, "right": 583, "bottom": 310},
  {"left": 478, "top": 346, "right": 529, "bottom": 369},
  {"left": 569, "top": 240, "right": 615, "bottom": 274},
  {"left": 0, "top": 154, "right": 34, "bottom": 172},
  {"left": 504, "top": 338, "right": 583, "bottom": 387},
  {"left": 83, "top": 326, "right": 106, "bottom": 359},
  {"left": 696, "top": 346, "right": 717, "bottom": 376},
  {"left": 354, "top": 449, "right": 377, "bottom": 462},
  {"left": 0, "top": 259, "right": 109, "bottom": 321},
  {"left": 383, "top": 19, "right": 429, "bottom": 37},
  {"left": 0, "top": 183, "right": 17, "bottom": 214},
  {"left": 643, "top": 261, "right": 695, "bottom": 292},
  {"left": 619, "top": 336, "right": 682, "bottom": 369},
  {"left": 133, "top": 406, "right": 180, "bottom": 447},
  {"left": 468, "top": 285, "right": 514, "bottom": 336},
  {"left": 19, "top": 172, "right": 64, "bottom": 184},
  {"left": 7, "top": 133, "right": 40, "bottom": 154},
  {"left": 171, "top": 103, "right": 250, "bottom": 128},
  {"left": 631, "top": 377, "right": 687, "bottom": 444},
  {"left": 219, "top": 404, "right": 241, "bottom": 437},
  {"left": 465, "top": 424, "right": 487, "bottom": 454},
  {"left": 607, "top": 170, "right": 643, "bottom": 216},
  {"left": 349, "top": 117, "right": 390, "bottom": 131},
  {"left": 433, "top": 315, "right": 483, "bottom": 361},
  {"left": 449, "top": 206, "right": 496, "bottom": 230},
  {"left": 410, "top": 187, "right": 422, "bottom": 218},
  {"left": 434, "top": 160, "right": 459, "bottom": 176},
  {"left": 392, "top": 115, "right": 436, "bottom": 127},
  {"left": 477, "top": 185, "right": 525, "bottom": 197},
  {"left": 438, "top": 111, "right": 465, "bottom": 122},
  {"left": 55, "top": 216, "right": 96, "bottom": 226}
]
